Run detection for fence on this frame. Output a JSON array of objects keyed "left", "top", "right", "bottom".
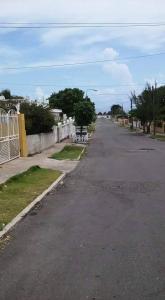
[
  {"left": 0, "top": 110, "right": 20, "bottom": 164},
  {"left": 27, "top": 119, "right": 75, "bottom": 155}
]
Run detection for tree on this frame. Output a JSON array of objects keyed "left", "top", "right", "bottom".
[
  {"left": 0, "top": 89, "right": 12, "bottom": 99},
  {"left": 20, "top": 102, "right": 55, "bottom": 135},
  {"left": 111, "top": 104, "right": 123, "bottom": 116},
  {"left": 0, "top": 89, "right": 24, "bottom": 101},
  {"left": 74, "top": 101, "right": 96, "bottom": 126},
  {"left": 154, "top": 85, "right": 165, "bottom": 121},
  {"left": 132, "top": 84, "right": 154, "bottom": 133},
  {"left": 48, "top": 88, "right": 85, "bottom": 117},
  {"left": 98, "top": 112, "right": 102, "bottom": 115},
  {"left": 130, "top": 83, "right": 165, "bottom": 133}
]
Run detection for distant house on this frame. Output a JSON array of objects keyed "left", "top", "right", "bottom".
[{"left": 51, "top": 109, "right": 63, "bottom": 122}]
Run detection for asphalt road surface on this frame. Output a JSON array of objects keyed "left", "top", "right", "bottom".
[{"left": 1, "top": 119, "right": 165, "bottom": 300}]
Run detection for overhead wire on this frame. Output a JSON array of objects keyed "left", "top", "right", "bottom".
[
  {"left": 1, "top": 51, "right": 165, "bottom": 71},
  {"left": 0, "top": 82, "right": 163, "bottom": 88},
  {"left": 0, "top": 22, "right": 165, "bottom": 28}
]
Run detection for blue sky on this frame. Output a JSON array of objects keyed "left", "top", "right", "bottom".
[{"left": 1, "top": 0, "right": 165, "bottom": 112}]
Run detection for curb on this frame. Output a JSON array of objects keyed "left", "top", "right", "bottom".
[
  {"left": 77, "top": 147, "right": 86, "bottom": 160},
  {"left": 0, "top": 172, "right": 66, "bottom": 240}
]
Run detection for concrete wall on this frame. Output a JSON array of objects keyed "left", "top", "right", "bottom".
[
  {"left": 27, "top": 120, "right": 75, "bottom": 155},
  {"left": 151, "top": 122, "right": 165, "bottom": 134}
]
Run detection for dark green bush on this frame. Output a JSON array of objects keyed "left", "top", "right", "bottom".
[
  {"left": 20, "top": 102, "right": 55, "bottom": 135},
  {"left": 74, "top": 101, "right": 96, "bottom": 126}
]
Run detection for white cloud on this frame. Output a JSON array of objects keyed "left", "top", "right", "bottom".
[
  {"left": 94, "top": 87, "right": 130, "bottom": 112},
  {"left": 103, "top": 48, "right": 118, "bottom": 60},
  {"left": 102, "top": 47, "right": 134, "bottom": 85},
  {"left": 0, "top": 45, "right": 20, "bottom": 58},
  {"left": 35, "top": 87, "right": 45, "bottom": 100},
  {"left": 0, "top": 0, "right": 164, "bottom": 111},
  {"left": 0, "top": 0, "right": 165, "bottom": 52},
  {"left": 103, "top": 61, "right": 133, "bottom": 84},
  {"left": 144, "top": 73, "right": 165, "bottom": 86},
  {"left": 41, "top": 28, "right": 84, "bottom": 46}
]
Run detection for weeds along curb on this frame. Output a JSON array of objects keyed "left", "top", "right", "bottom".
[
  {"left": 77, "top": 147, "right": 86, "bottom": 160},
  {"left": 0, "top": 173, "right": 66, "bottom": 240}
]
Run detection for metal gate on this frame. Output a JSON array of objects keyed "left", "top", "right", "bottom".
[{"left": 0, "top": 109, "right": 20, "bottom": 164}]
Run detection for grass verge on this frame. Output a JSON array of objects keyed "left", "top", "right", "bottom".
[
  {"left": 50, "top": 145, "right": 84, "bottom": 160},
  {"left": 0, "top": 166, "right": 61, "bottom": 229},
  {"left": 151, "top": 134, "right": 165, "bottom": 141},
  {"left": 88, "top": 123, "right": 96, "bottom": 134},
  {"left": 0, "top": 235, "right": 11, "bottom": 251}
]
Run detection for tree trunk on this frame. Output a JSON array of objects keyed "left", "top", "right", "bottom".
[
  {"left": 80, "top": 125, "right": 83, "bottom": 136},
  {"left": 143, "top": 124, "right": 146, "bottom": 133},
  {"left": 147, "top": 123, "right": 151, "bottom": 134}
]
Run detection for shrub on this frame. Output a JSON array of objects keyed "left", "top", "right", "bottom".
[
  {"left": 20, "top": 102, "right": 55, "bottom": 135},
  {"left": 74, "top": 101, "right": 96, "bottom": 126}
]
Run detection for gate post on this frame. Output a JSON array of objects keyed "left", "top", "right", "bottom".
[{"left": 18, "top": 114, "right": 28, "bottom": 157}]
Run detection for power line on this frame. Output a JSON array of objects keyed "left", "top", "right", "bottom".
[
  {"left": 96, "top": 93, "right": 128, "bottom": 96},
  {"left": 0, "top": 82, "right": 164, "bottom": 88},
  {"left": 1, "top": 22, "right": 165, "bottom": 28},
  {"left": 0, "top": 82, "right": 144, "bottom": 87},
  {"left": 2, "top": 22, "right": 165, "bottom": 24},
  {"left": 1, "top": 51, "right": 165, "bottom": 71}
]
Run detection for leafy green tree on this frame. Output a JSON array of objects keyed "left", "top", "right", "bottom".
[
  {"left": 0, "top": 89, "right": 12, "bottom": 99},
  {"left": 48, "top": 88, "right": 85, "bottom": 117},
  {"left": 111, "top": 104, "right": 123, "bottom": 116},
  {"left": 0, "top": 89, "right": 24, "bottom": 100},
  {"left": 154, "top": 85, "right": 165, "bottom": 121},
  {"left": 131, "top": 84, "right": 154, "bottom": 133},
  {"left": 74, "top": 101, "right": 96, "bottom": 126},
  {"left": 20, "top": 102, "right": 55, "bottom": 135}
]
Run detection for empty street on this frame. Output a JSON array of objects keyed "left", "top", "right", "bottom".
[{"left": 1, "top": 119, "right": 165, "bottom": 299}]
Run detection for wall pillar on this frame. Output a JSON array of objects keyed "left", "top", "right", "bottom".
[{"left": 18, "top": 113, "right": 28, "bottom": 157}]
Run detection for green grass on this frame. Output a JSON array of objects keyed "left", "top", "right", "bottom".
[
  {"left": 50, "top": 145, "right": 84, "bottom": 160},
  {"left": 0, "top": 166, "right": 61, "bottom": 229},
  {"left": 0, "top": 235, "right": 11, "bottom": 251},
  {"left": 151, "top": 134, "right": 165, "bottom": 141},
  {"left": 88, "top": 123, "right": 96, "bottom": 134}
]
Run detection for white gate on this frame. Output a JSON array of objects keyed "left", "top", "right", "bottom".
[{"left": 0, "top": 109, "right": 20, "bottom": 164}]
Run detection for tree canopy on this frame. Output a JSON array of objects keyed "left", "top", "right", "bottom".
[
  {"left": 48, "top": 87, "right": 96, "bottom": 126},
  {"left": 130, "top": 83, "right": 165, "bottom": 133},
  {"left": 74, "top": 101, "right": 96, "bottom": 126},
  {"left": 111, "top": 104, "right": 124, "bottom": 116},
  {"left": 0, "top": 89, "right": 12, "bottom": 99},
  {"left": 48, "top": 88, "right": 85, "bottom": 117},
  {"left": 0, "top": 89, "right": 24, "bottom": 100},
  {"left": 20, "top": 102, "right": 55, "bottom": 135}
]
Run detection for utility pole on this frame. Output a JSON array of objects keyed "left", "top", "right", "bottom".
[
  {"left": 130, "top": 97, "right": 133, "bottom": 130},
  {"left": 122, "top": 103, "right": 124, "bottom": 112},
  {"left": 152, "top": 82, "right": 157, "bottom": 136}
]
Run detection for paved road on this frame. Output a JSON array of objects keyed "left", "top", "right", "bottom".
[{"left": 1, "top": 119, "right": 165, "bottom": 300}]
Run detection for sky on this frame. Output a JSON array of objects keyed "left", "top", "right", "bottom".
[{"left": 0, "top": 0, "right": 165, "bottom": 112}]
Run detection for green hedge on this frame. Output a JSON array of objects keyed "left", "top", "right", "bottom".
[{"left": 20, "top": 102, "right": 55, "bottom": 135}]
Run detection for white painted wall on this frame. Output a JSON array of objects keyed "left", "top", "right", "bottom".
[{"left": 27, "top": 119, "right": 75, "bottom": 155}]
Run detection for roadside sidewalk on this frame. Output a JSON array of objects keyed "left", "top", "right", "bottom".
[{"left": 0, "top": 142, "right": 79, "bottom": 184}]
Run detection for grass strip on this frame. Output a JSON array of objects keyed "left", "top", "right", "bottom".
[
  {"left": 50, "top": 145, "right": 84, "bottom": 160},
  {"left": 151, "top": 134, "right": 165, "bottom": 141},
  {"left": 88, "top": 123, "right": 96, "bottom": 134},
  {"left": 0, "top": 166, "right": 61, "bottom": 228}
]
